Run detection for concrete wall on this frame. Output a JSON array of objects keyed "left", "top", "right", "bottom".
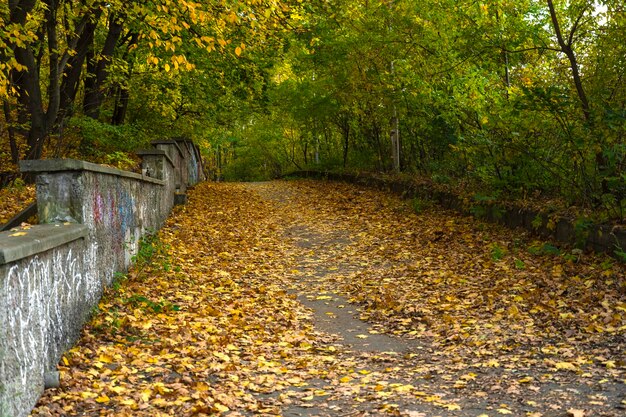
[
  {"left": 0, "top": 140, "right": 203, "bottom": 417},
  {"left": 173, "top": 138, "right": 205, "bottom": 186},
  {"left": 152, "top": 140, "right": 186, "bottom": 193},
  {"left": 0, "top": 225, "right": 91, "bottom": 417}
]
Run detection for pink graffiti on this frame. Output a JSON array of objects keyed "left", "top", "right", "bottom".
[{"left": 93, "top": 192, "right": 104, "bottom": 224}]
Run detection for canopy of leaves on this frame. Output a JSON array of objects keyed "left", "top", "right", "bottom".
[
  {"left": 2, "top": 1, "right": 625, "bottom": 217},
  {"left": 206, "top": 0, "right": 626, "bottom": 219}
]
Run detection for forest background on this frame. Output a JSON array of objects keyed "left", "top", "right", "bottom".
[{"left": 1, "top": 0, "right": 625, "bottom": 223}]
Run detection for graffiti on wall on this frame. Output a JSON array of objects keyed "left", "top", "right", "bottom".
[
  {"left": 0, "top": 241, "right": 99, "bottom": 416},
  {"left": 89, "top": 178, "right": 143, "bottom": 271},
  {"left": 2, "top": 143, "right": 189, "bottom": 415}
]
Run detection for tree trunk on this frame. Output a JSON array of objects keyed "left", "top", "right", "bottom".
[
  {"left": 546, "top": 0, "right": 591, "bottom": 123},
  {"left": 3, "top": 100, "right": 19, "bottom": 164},
  {"left": 12, "top": 45, "right": 47, "bottom": 160},
  {"left": 9, "top": 0, "right": 47, "bottom": 160},
  {"left": 45, "top": 0, "right": 61, "bottom": 130},
  {"left": 111, "top": 85, "right": 130, "bottom": 125},
  {"left": 546, "top": 0, "right": 607, "bottom": 192},
  {"left": 342, "top": 124, "right": 350, "bottom": 169},
  {"left": 58, "top": 13, "right": 102, "bottom": 122},
  {"left": 83, "top": 14, "right": 124, "bottom": 119}
]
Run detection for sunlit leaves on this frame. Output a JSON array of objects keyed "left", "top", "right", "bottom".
[{"left": 0, "top": 184, "right": 35, "bottom": 224}]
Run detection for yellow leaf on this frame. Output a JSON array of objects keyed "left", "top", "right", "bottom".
[
  {"left": 164, "top": 63, "right": 170, "bottom": 72},
  {"left": 460, "top": 372, "right": 476, "bottom": 381},
  {"left": 235, "top": 46, "right": 242, "bottom": 56},
  {"left": 355, "top": 334, "right": 368, "bottom": 339},
  {"left": 214, "top": 351, "right": 230, "bottom": 362},
  {"left": 97, "top": 354, "right": 112, "bottom": 363},
  {"left": 497, "top": 409, "right": 513, "bottom": 415},
  {"left": 110, "top": 385, "right": 126, "bottom": 394},
  {"left": 454, "top": 380, "right": 467, "bottom": 388},
  {"left": 9, "top": 232, "right": 27, "bottom": 237},
  {"left": 152, "top": 398, "right": 169, "bottom": 406},
  {"left": 140, "top": 389, "right": 151, "bottom": 402},
  {"left": 214, "top": 403, "right": 230, "bottom": 412},
  {"left": 339, "top": 376, "right": 352, "bottom": 383},
  {"left": 315, "top": 295, "right": 332, "bottom": 300},
  {"left": 95, "top": 395, "right": 110, "bottom": 403},
  {"left": 393, "top": 384, "right": 414, "bottom": 393},
  {"left": 485, "top": 359, "right": 500, "bottom": 367},
  {"left": 555, "top": 362, "right": 577, "bottom": 371}
]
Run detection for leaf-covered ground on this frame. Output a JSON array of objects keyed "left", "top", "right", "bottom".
[
  {"left": 0, "top": 183, "right": 35, "bottom": 225},
  {"left": 33, "top": 180, "right": 625, "bottom": 416}
]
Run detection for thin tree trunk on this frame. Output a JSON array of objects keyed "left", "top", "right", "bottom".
[
  {"left": 111, "top": 86, "right": 130, "bottom": 125},
  {"left": 342, "top": 124, "right": 350, "bottom": 169},
  {"left": 546, "top": 0, "right": 608, "bottom": 193},
  {"left": 45, "top": 0, "right": 61, "bottom": 129},
  {"left": 3, "top": 100, "right": 19, "bottom": 163},
  {"left": 546, "top": 0, "right": 591, "bottom": 123}
]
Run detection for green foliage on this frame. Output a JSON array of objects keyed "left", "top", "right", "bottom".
[
  {"left": 490, "top": 243, "right": 507, "bottom": 262},
  {"left": 528, "top": 242, "right": 562, "bottom": 257},
  {"left": 470, "top": 205, "right": 487, "bottom": 219},
  {"left": 131, "top": 232, "right": 171, "bottom": 276},
  {"left": 532, "top": 215, "right": 544, "bottom": 230},
  {"left": 111, "top": 272, "right": 127, "bottom": 292},
  {"left": 411, "top": 196, "right": 432, "bottom": 214},
  {"left": 4, "top": 0, "right": 626, "bottom": 221},
  {"left": 614, "top": 246, "right": 626, "bottom": 264},
  {"left": 211, "top": 0, "right": 626, "bottom": 219},
  {"left": 8, "top": 177, "right": 25, "bottom": 192},
  {"left": 123, "top": 294, "right": 180, "bottom": 314},
  {"left": 70, "top": 116, "right": 146, "bottom": 166},
  {"left": 574, "top": 217, "right": 594, "bottom": 248}
]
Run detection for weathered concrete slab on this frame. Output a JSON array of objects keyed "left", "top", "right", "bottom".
[
  {"left": 0, "top": 224, "right": 88, "bottom": 264},
  {"left": 20, "top": 158, "right": 164, "bottom": 185},
  {"left": 0, "top": 234, "right": 97, "bottom": 417}
]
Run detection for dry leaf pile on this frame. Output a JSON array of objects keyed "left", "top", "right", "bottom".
[
  {"left": 0, "top": 184, "right": 35, "bottom": 225},
  {"left": 33, "top": 180, "right": 625, "bottom": 416}
]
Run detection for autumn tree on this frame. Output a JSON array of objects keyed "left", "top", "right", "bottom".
[{"left": 0, "top": 0, "right": 296, "bottom": 162}]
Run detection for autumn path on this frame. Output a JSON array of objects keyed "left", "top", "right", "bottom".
[{"left": 34, "top": 180, "right": 625, "bottom": 417}]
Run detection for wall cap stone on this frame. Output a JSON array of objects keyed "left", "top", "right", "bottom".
[
  {"left": 136, "top": 149, "right": 175, "bottom": 169},
  {"left": 0, "top": 223, "right": 88, "bottom": 265},
  {"left": 19, "top": 159, "right": 165, "bottom": 185},
  {"left": 150, "top": 140, "right": 184, "bottom": 158}
]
